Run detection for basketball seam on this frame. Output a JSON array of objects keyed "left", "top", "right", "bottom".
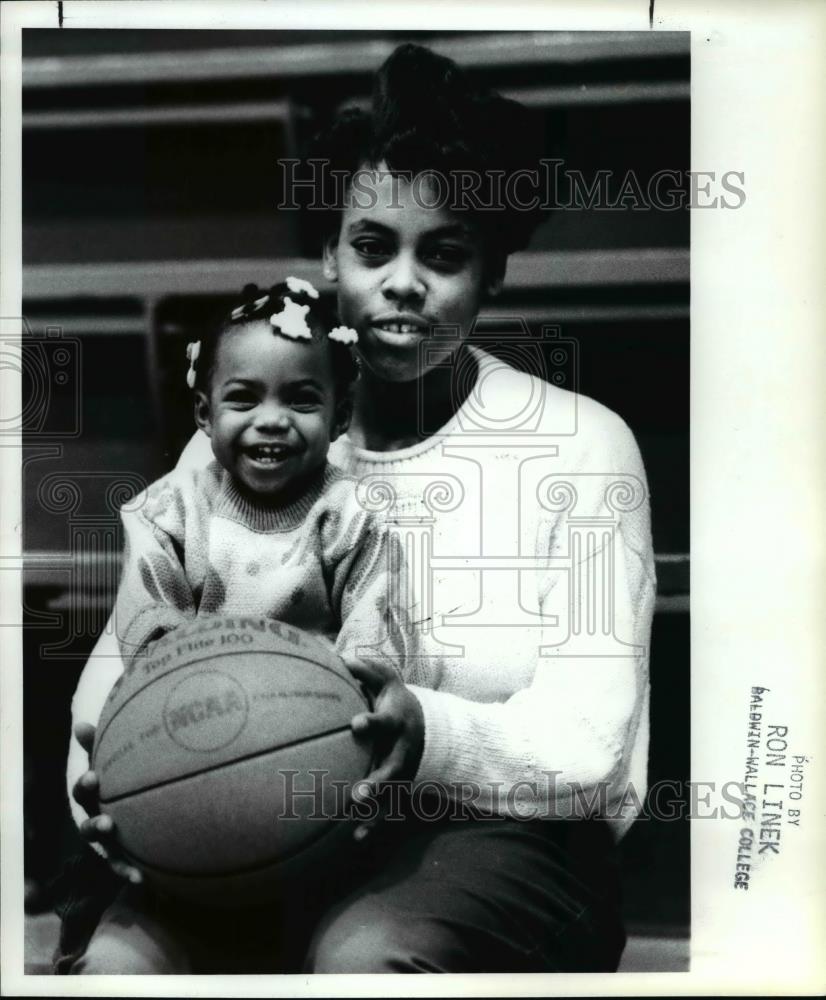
[
  {"left": 94, "top": 647, "right": 366, "bottom": 758},
  {"left": 98, "top": 721, "right": 365, "bottom": 805}
]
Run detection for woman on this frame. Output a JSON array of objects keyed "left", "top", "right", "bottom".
[{"left": 62, "top": 43, "right": 655, "bottom": 974}]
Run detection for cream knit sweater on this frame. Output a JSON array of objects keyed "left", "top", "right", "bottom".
[{"left": 68, "top": 347, "right": 656, "bottom": 839}]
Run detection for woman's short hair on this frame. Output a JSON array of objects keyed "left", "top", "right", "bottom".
[{"left": 303, "top": 43, "right": 550, "bottom": 265}]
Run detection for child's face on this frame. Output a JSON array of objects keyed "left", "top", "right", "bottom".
[
  {"left": 195, "top": 321, "right": 343, "bottom": 500},
  {"left": 323, "top": 167, "right": 497, "bottom": 383}
]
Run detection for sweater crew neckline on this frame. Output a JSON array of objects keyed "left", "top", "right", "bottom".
[
  {"left": 336, "top": 345, "right": 490, "bottom": 466},
  {"left": 214, "top": 462, "right": 340, "bottom": 532}
]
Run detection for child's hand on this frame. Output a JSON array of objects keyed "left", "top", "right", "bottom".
[
  {"left": 72, "top": 722, "right": 143, "bottom": 884},
  {"left": 345, "top": 658, "right": 424, "bottom": 840}
]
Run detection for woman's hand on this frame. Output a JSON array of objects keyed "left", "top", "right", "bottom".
[
  {"left": 72, "top": 722, "right": 143, "bottom": 884},
  {"left": 346, "top": 658, "right": 425, "bottom": 840}
]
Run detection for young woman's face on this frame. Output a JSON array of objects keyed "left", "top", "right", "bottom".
[
  {"left": 323, "top": 166, "right": 497, "bottom": 383},
  {"left": 195, "top": 321, "right": 343, "bottom": 499}
]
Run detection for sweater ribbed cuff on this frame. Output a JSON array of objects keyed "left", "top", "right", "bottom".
[{"left": 406, "top": 684, "right": 460, "bottom": 787}]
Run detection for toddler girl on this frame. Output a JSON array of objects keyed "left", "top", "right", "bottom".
[{"left": 116, "top": 276, "right": 410, "bottom": 670}]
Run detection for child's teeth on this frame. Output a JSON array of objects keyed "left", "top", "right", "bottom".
[{"left": 253, "top": 445, "right": 285, "bottom": 460}]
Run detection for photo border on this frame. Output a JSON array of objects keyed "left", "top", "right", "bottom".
[{"left": 2, "top": 1, "right": 824, "bottom": 995}]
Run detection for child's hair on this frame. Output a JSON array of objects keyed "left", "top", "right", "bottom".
[
  {"left": 303, "top": 43, "right": 550, "bottom": 271},
  {"left": 187, "top": 280, "right": 359, "bottom": 398}
]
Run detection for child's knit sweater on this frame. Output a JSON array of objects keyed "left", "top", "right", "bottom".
[
  {"left": 70, "top": 347, "right": 656, "bottom": 839},
  {"left": 114, "top": 461, "right": 412, "bottom": 668}
]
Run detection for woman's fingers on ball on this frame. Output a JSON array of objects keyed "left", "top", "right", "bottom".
[
  {"left": 79, "top": 816, "right": 142, "bottom": 883},
  {"left": 73, "top": 721, "right": 97, "bottom": 754},
  {"left": 362, "top": 753, "right": 404, "bottom": 792},
  {"left": 103, "top": 856, "right": 142, "bottom": 884},
  {"left": 353, "top": 817, "right": 380, "bottom": 843},
  {"left": 96, "top": 813, "right": 114, "bottom": 835},
  {"left": 116, "top": 863, "right": 143, "bottom": 885},
  {"left": 350, "top": 776, "right": 375, "bottom": 804},
  {"left": 79, "top": 819, "right": 142, "bottom": 882},
  {"left": 346, "top": 656, "right": 394, "bottom": 689},
  {"left": 79, "top": 813, "right": 111, "bottom": 842},
  {"left": 352, "top": 709, "right": 397, "bottom": 741},
  {"left": 350, "top": 711, "right": 371, "bottom": 735},
  {"left": 73, "top": 770, "right": 100, "bottom": 815},
  {"left": 343, "top": 656, "right": 367, "bottom": 675}
]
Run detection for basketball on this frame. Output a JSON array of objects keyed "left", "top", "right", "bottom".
[{"left": 92, "top": 616, "right": 372, "bottom": 906}]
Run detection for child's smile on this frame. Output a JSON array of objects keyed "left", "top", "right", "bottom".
[
  {"left": 240, "top": 439, "right": 302, "bottom": 479},
  {"left": 196, "top": 321, "right": 342, "bottom": 502}
]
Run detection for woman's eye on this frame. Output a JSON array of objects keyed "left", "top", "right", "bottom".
[{"left": 426, "top": 244, "right": 469, "bottom": 268}]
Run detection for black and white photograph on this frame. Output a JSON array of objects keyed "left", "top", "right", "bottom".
[{"left": 1, "top": 1, "right": 823, "bottom": 995}]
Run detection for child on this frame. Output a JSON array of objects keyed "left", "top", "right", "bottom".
[
  {"left": 59, "top": 279, "right": 427, "bottom": 972},
  {"left": 113, "top": 277, "right": 409, "bottom": 670}
]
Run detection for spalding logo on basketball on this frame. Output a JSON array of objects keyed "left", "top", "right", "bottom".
[{"left": 93, "top": 617, "right": 372, "bottom": 906}]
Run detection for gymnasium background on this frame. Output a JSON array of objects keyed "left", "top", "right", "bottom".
[{"left": 21, "top": 29, "right": 690, "bottom": 971}]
